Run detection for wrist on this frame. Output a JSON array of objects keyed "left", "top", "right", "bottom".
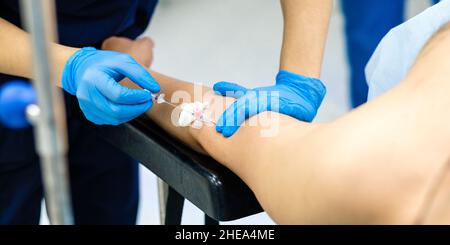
[
  {"left": 276, "top": 70, "right": 326, "bottom": 106},
  {"left": 276, "top": 70, "right": 321, "bottom": 85},
  {"left": 53, "top": 44, "right": 79, "bottom": 87},
  {"left": 60, "top": 47, "right": 95, "bottom": 94}
]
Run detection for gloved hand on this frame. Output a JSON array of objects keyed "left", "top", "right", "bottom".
[
  {"left": 62, "top": 47, "right": 160, "bottom": 125},
  {"left": 213, "top": 70, "right": 326, "bottom": 137}
]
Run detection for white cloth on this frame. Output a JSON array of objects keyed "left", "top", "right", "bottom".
[{"left": 365, "top": 0, "right": 450, "bottom": 100}]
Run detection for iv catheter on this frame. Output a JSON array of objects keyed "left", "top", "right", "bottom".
[{"left": 150, "top": 92, "right": 217, "bottom": 126}]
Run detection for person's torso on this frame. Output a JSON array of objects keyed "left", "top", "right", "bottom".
[{"left": 0, "top": 0, "right": 158, "bottom": 47}]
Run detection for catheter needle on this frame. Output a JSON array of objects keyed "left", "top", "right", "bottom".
[{"left": 151, "top": 93, "right": 178, "bottom": 108}]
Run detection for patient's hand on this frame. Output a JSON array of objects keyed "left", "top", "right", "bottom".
[{"left": 101, "top": 36, "right": 154, "bottom": 68}]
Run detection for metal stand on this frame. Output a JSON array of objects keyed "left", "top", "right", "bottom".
[
  {"left": 158, "top": 178, "right": 169, "bottom": 224},
  {"left": 158, "top": 178, "right": 219, "bottom": 225},
  {"left": 164, "top": 186, "right": 185, "bottom": 225},
  {"left": 20, "top": 0, "right": 73, "bottom": 225},
  {"left": 205, "top": 215, "right": 219, "bottom": 225},
  {"left": 158, "top": 179, "right": 185, "bottom": 225}
]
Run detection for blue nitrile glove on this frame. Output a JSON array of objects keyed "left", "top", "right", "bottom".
[
  {"left": 62, "top": 47, "right": 160, "bottom": 125},
  {"left": 213, "top": 70, "right": 326, "bottom": 137}
]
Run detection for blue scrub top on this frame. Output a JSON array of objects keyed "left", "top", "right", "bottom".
[
  {"left": 0, "top": 0, "right": 158, "bottom": 47},
  {"left": 0, "top": 0, "right": 158, "bottom": 163}
]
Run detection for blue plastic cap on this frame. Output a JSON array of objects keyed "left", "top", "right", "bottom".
[{"left": 0, "top": 80, "right": 37, "bottom": 129}]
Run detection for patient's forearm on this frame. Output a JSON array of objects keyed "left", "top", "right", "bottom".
[
  {"left": 136, "top": 71, "right": 323, "bottom": 223},
  {"left": 145, "top": 72, "right": 208, "bottom": 152},
  {"left": 136, "top": 72, "right": 316, "bottom": 163}
]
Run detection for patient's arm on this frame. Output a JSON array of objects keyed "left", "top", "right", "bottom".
[{"left": 103, "top": 27, "right": 450, "bottom": 224}]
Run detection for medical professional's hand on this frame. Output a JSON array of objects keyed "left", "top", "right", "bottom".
[
  {"left": 62, "top": 47, "right": 160, "bottom": 125},
  {"left": 213, "top": 70, "right": 326, "bottom": 137},
  {"left": 102, "top": 36, "right": 154, "bottom": 68}
]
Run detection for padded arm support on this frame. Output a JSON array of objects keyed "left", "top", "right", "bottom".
[{"left": 94, "top": 116, "right": 262, "bottom": 221}]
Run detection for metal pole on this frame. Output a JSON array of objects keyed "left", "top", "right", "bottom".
[
  {"left": 20, "top": 0, "right": 73, "bottom": 225},
  {"left": 157, "top": 178, "right": 169, "bottom": 225}
]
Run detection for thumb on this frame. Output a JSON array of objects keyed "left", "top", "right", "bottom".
[{"left": 213, "top": 81, "right": 248, "bottom": 99}]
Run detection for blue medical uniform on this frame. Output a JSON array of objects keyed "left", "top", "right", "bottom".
[
  {"left": 341, "top": 0, "right": 439, "bottom": 108},
  {"left": 0, "top": 0, "right": 158, "bottom": 224}
]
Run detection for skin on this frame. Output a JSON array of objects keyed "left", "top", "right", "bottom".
[
  {"left": 280, "top": 0, "right": 332, "bottom": 77},
  {"left": 103, "top": 23, "right": 450, "bottom": 224},
  {"left": 0, "top": 18, "right": 77, "bottom": 84}
]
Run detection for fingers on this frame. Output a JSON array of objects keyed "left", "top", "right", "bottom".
[
  {"left": 137, "top": 37, "right": 154, "bottom": 49},
  {"left": 114, "top": 54, "right": 160, "bottom": 93},
  {"left": 213, "top": 82, "right": 248, "bottom": 98},
  {"left": 102, "top": 36, "right": 154, "bottom": 52},
  {"left": 79, "top": 93, "right": 153, "bottom": 125},
  {"left": 134, "top": 37, "right": 154, "bottom": 68},
  {"left": 216, "top": 92, "right": 262, "bottom": 138},
  {"left": 96, "top": 77, "right": 152, "bottom": 105},
  {"left": 101, "top": 36, "right": 133, "bottom": 51},
  {"left": 107, "top": 100, "right": 153, "bottom": 122}
]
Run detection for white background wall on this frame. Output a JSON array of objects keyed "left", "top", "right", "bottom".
[{"left": 40, "top": 0, "right": 434, "bottom": 225}]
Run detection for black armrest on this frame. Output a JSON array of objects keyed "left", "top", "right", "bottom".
[{"left": 94, "top": 116, "right": 262, "bottom": 221}]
